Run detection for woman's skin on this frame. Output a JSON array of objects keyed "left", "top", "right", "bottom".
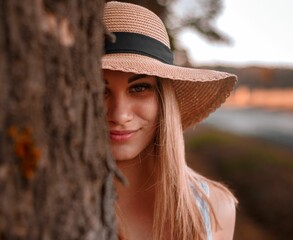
[
  {"left": 103, "top": 70, "right": 236, "bottom": 240},
  {"left": 209, "top": 186, "right": 236, "bottom": 240},
  {"left": 104, "top": 70, "right": 158, "bottom": 162},
  {"left": 104, "top": 70, "right": 158, "bottom": 239}
]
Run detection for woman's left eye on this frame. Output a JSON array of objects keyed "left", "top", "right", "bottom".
[{"left": 129, "top": 83, "right": 153, "bottom": 93}]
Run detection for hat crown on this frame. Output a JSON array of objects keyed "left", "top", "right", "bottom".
[{"left": 104, "top": 1, "right": 170, "bottom": 48}]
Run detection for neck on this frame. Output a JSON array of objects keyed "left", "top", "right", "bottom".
[
  {"left": 116, "top": 153, "right": 156, "bottom": 192},
  {"left": 115, "top": 148, "right": 157, "bottom": 206},
  {"left": 115, "top": 148, "right": 157, "bottom": 239}
]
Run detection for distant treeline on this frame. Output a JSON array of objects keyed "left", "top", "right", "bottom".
[{"left": 202, "top": 66, "right": 293, "bottom": 89}]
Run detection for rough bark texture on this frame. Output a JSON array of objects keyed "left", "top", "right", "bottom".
[{"left": 0, "top": 0, "right": 117, "bottom": 239}]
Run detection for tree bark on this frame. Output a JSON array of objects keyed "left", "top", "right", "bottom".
[{"left": 0, "top": 0, "right": 117, "bottom": 239}]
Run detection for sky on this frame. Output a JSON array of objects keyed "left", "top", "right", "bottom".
[{"left": 178, "top": 0, "right": 293, "bottom": 68}]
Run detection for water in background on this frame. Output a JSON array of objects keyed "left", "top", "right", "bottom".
[{"left": 200, "top": 107, "right": 293, "bottom": 147}]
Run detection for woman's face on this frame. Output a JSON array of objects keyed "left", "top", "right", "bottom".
[{"left": 103, "top": 70, "right": 159, "bottom": 161}]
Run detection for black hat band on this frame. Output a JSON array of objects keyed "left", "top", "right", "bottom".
[{"left": 104, "top": 32, "right": 174, "bottom": 65}]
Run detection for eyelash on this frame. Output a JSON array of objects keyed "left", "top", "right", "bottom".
[
  {"left": 104, "top": 83, "right": 154, "bottom": 98},
  {"left": 129, "top": 83, "right": 153, "bottom": 93}
]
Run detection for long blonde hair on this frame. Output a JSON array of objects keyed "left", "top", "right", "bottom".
[
  {"left": 117, "top": 77, "right": 236, "bottom": 240},
  {"left": 152, "top": 78, "right": 236, "bottom": 240}
]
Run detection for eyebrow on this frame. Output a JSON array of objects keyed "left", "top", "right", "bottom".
[
  {"left": 104, "top": 74, "right": 148, "bottom": 85},
  {"left": 128, "top": 74, "right": 148, "bottom": 83}
]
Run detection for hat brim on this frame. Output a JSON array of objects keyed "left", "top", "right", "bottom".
[{"left": 102, "top": 53, "right": 237, "bottom": 129}]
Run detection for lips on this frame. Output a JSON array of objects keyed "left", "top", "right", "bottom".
[{"left": 109, "top": 130, "right": 138, "bottom": 142}]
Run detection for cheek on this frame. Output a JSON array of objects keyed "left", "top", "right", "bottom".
[{"left": 137, "top": 96, "right": 159, "bottom": 124}]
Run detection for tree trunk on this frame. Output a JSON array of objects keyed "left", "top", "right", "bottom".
[{"left": 0, "top": 0, "right": 117, "bottom": 239}]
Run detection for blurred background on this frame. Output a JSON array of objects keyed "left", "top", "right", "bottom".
[{"left": 108, "top": 0, "right": 293, "bottom": 239}]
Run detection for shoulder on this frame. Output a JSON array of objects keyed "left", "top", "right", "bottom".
[{"left": 208, "top": 182, "right": 237, "bottom": 240}]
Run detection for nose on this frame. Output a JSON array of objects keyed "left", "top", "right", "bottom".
[{"left": 106, "top": 94, "right": 133, "bottom": 125}]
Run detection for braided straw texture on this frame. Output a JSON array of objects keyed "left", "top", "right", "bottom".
[
  {"left": 102, "top": 2, "right": 237, "bottom": 129},
  {"left": 104, "top": 1, "right": 169, "bottom": 47}
]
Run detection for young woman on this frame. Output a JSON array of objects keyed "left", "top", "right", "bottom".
[{"left": 102, "top": 2, "right": 238, "bottom": 240}]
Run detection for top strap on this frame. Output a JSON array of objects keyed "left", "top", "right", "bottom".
[{"left": 191, "top": 181, "right": 212, "bottom": 240}]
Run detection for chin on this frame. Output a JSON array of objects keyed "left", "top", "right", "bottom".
[{"left": 112, "top": 151, "right": 138, "bottom": 162}]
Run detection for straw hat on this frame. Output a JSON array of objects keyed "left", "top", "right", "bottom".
[{"left": 102, "top": 1, "right": 237, "bottom": 129}]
